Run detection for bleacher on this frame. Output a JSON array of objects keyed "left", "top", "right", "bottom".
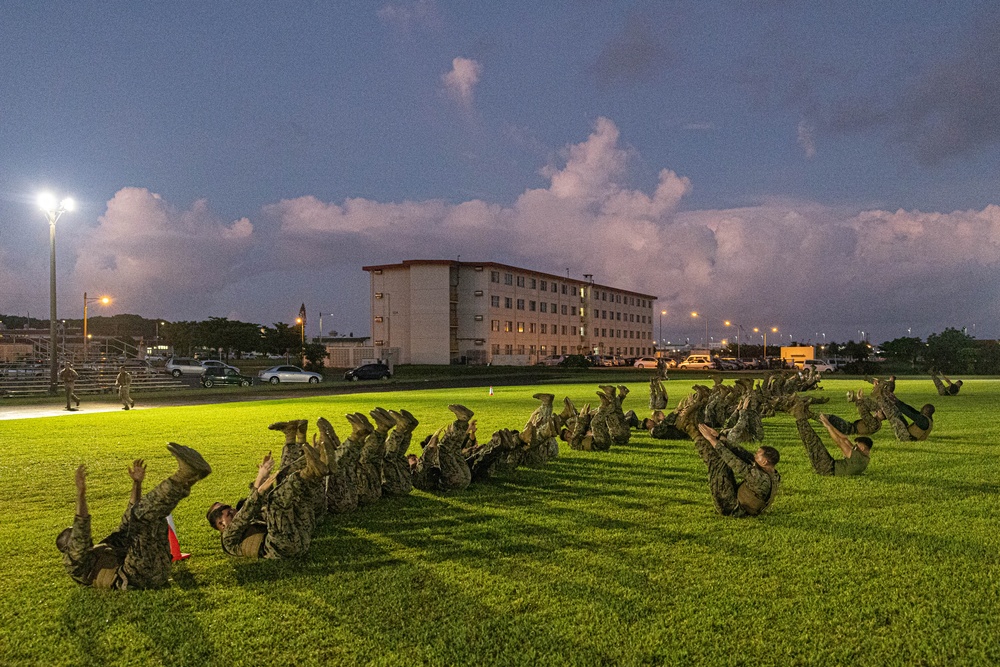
[{"left": 0, "top": 362, "right": 186, "bottom": 398}]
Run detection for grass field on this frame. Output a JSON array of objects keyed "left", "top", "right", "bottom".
[{"left": 1, "top": 377, "right": 998, "bottom": 666}]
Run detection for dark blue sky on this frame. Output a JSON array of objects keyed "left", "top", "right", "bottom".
[{"left": 3, "top": 1, "right": 1000, "bottom": 343}]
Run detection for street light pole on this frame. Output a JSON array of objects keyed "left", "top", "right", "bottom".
[
  {"left": 83, "top": 293, "right": 111, "bottom": 361},
  {"left": 39, "top": 193, "right": 74, "bottom": 393},
  {"left": 659, "top": 310, "right": 665, "bottom": 350}
]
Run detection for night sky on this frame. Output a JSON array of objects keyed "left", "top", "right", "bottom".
[{"left": 3, "top": 1, "right": 1000, "bottom": 345}]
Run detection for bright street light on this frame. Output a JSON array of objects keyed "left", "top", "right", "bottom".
[
  {"left": 83, "top": 292, "right": 111, "bottom": 360},
  {"left": 39, "top": 193, "right": 74, "bottom": 392}
]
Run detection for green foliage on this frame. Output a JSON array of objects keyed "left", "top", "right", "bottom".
[
  {"left": 881, "top": 336, "right": 924, "bottom": 366},
  {"left": 926, "top": 328, "right": 977, "bottom": 373},
  {"left": 302, "top": 342, "right": 329, "bottom": 372},
  {"left": 1, "top": 379, "right": 998, "bottom": 665}
]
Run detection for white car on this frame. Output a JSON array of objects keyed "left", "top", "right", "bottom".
[
  {"left": 258, "top": 365, "right": 323, "bottom": 384},
  {"left": 633, "top": 357, "right": 660, "bottom": 369},
  {"left": 677, "top": 355, "right": 715, "bottom": 370},
  {"left": 201, "top": 360, "right": 241, "bottom": 374},
  {"left": 800, "top": 359, "right": 837, "bottom": 373}
]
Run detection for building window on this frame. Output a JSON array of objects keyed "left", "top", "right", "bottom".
[
  {"left": 505, "top": 344, "right": 513, "bottom": 354},
  {"left": 491, "top": 320, "right": 500, "bottom": 331},
  {"left": 551, "top": 303, "right": 557, "bottom": 313},
  {"left": 578, "top": 307, "right": 584, "bottom": 317},
  {"left": 504, "top": 273, "right": 513, "bottom": 285},
  {"left": 492, "top": 344, "right": 500, "bottom": 354},
  {"left": 505, "top": 321, "right": 513, "bottom": 332},
  {"left": 530, "top": 278, "right": 537, "bottom": 289},
  {"left": 474, "top": 314, "right": 484, "bottom": 321},
  {"left": 505, "top": 297, "right": 512, "bottom": 309},
  {"left": 517, "top": 322, "right": 524, "bottom": 333},
  {"left": 579, "top": 327, "right": 585, "bottom": 336},
  {"left": 517, "top": 299, "right": 525, "bottom": 310},
  {"left": 602, "top": 292, "right": 606, "bottom": 301},
  {"left": 517, "top": 345, "right": 525, "bottom": 355},
  {"left": 561, "top": 345, "right": 567, "bottom": 354},
  {"left": 374, "top": 316, "right": 383, "bottom": 323},
  {"left": 540, "top": 323, "right": 547, "bottom": 334},
  {"left": 562, "top": 325, "right": 567, "bottom": 335},
  {"left": 517, "top": 276, "right": 525, "bottom": 287},
  {"left": 529, "top": 300, "right": 536, "bottom": 311},
  {"left": 561, "top": 284, "right": 567, "bottom": 294},
  {"left": 551, "top": 283, "right": 558, "bottom": 293},
  {"left": 540, "top": 280, "right": 547, "bottom": 291},
  {"left": 562, "top": 305, "right": 568, "bottom": 315},
  {"left": 601, "top": 310, "right": 606, "bottom": 319},
  {"left": 540, "top": 345, "right": 547, "bottom": 354},
  {"left": 529, "top": 345, "right": 536, "bottom": 354},
  {"left": 491, "top": 295, "right": 500, "bottom": 307},
  {"left": 529, "top": 323, "right": 536, "bottom": 333},
  {"left": 540, "top": 302, "right": 548, "bottom": 313},
  {"left": 616, "top": 312, "right": 621, "bottom": 321},
  {"left": 490, "top": 271, "right": 500, "bottom": 283}
]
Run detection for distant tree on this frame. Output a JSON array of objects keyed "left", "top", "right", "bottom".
[
  {"left": 880, "top": 336, "right": 924, "bottom": 367},
  {"left": 261, "top": 323, "right": 301, "bottom": 358},
  {"left": 925, "top": 327, "right": 977, "bottom": 373},
  {"left": 302, "top": 343, "right": 329, "bottom": 372},
  {"left": 841, "top": 340, "right": 871, "bottom": 362},
  {"left": 162, "top": 321, "right": 198, "bottom": 357}
]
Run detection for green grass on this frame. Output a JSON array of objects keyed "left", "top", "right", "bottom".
[{"left": 1, "top": 378, "right": 998, "bottom": 666}]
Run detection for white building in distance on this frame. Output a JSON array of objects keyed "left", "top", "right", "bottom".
[{"left": 363, "top": 260, "right": 657, "bottom": 365}]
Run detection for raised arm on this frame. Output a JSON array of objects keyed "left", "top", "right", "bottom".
[
  {"left": 127, "top": 459, "right": 145, "bottom": 506},
  {"left": 75, "top": 464, "right": 89, "bottom": 518},
  {"left": 819, "top": 414, "right": 854, "bottom": 458}
]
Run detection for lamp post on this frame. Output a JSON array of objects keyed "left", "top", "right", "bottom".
[
  {"left": 725, "top": 321, "right": 742, "bottom": 360},
  {"left": 691, "top": 311, "right": 708, "bottom": 348},
  {"left": 296, "top": 317, "right": 305, "bottom": 365},
  {"left": 39, "top": 193, "right": 74, "bottom": 392},
  {"left": 83, "top": 292, "right": 111, "bottom": 361},
  {"left": 659, "top": 310, "right": 666, "bottom": 348}
]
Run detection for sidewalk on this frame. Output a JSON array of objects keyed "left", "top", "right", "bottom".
[{"left": 0, "top": 400, "right": 145, "bottom": 420}]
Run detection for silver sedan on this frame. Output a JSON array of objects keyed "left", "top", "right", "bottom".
[{"left": 257, "top": 365, "right": 323, "bottom": 384}]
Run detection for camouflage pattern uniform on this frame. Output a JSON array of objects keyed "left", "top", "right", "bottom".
[
  {"left": 692, "top": 404, "right": 779, "bottom": 517},
  {"left": 382, "top": 410, "right": 418, "bottom": 496},
  {"left": 821, "top": 391, "right": 882, "bottom": 436},
  {"left": 221, "top": 465, "right": 325, "bottom": 559},
  {"left": 327, "top": 417, "right": 363, "bottom": 513},
  {"left": 59, "top": 365, "right": 80, "bottom": 410},
  {"left": 436, "top": 405, "right": 473, "bottom": 491},
  {"left": 466, "top": 428, "right": 523, "bottom": 482},
  {"left": 873, "top": 382, "right": 933, "bottom": 442},
  {"left": 793, "top": 404, "right": 870, "bottom": 476},
  {"left": 62, "top": 444, "right": 210, "bottom": 589},
  {"left": 352, "top": 412, "right": 386, "bottom": 506},
  {"left": 931, "top": 373, "right": 961, "bottom": 396},
  {"left": 649, "top": 377, "right": 668, "bottom": 411},
  {"left": 115, "top": 368, "right": 135, "bottom": 410},
  {"left": 411, "top": 434, "right": 442, "bottom": 491},
  {"left": 522, "top": 394, "right": 559, "bottom": 466}
]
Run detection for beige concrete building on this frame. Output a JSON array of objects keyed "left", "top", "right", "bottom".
[{"left": 363, "top": 260, "right": 657, "bottom": 365}]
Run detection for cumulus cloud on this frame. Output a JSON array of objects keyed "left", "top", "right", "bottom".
[
  {"left": 8, "top": 118, "right": 998, "bottom": 339},
  {"left": 441, "top": 57, "right": 482, "bottom": 107},
  {"left": 377, "top": 0, "right": 442, "bottom": 31},
  {"left": 70, "top": 188, "right": 255, "bottom": 316}
]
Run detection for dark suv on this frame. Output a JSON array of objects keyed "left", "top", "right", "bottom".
[
  {"left": 200, "top": 367, "right": 254, "bottom": 388},
  {"left": 344, "top": 363, "right": 392, "bottom": 381}
]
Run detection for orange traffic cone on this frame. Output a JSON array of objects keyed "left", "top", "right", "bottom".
[
  {"left": 489, "top": 386, "right": 494, "bottom": 396},
  {"left": 167, "top": 514, "right": 191, "bottom": 561}
]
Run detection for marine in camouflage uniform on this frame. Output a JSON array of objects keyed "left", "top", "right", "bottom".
[
  {"left": 649, "top": 377, "right": 668, "bottom": 411},
  {"left": 267, "top": 419, "right": 328, "bottom": 522},
  {"left": 58, "top": 443, "right": 211, "bottom": 590},
  {"left": 411, "top": 430, "right": 443, "bottom": 491},
  {"left": 324, "top": 416, "right": 364, "bottom": 513},
  {"left": 435, "top": 404, "right": 473, "bottom": 491},
  {"left": 521, "top": 393, "right": 559, "bottom": 466},
  {"left": 822, "top": 388, "right": 883, "bottom": 436},
  {"left": 931, "top": 372, "right": 962, "bottom": 396},
  {"left": 791, "top": 399, "right": 871, "bottom": 476},
  {"left": 59, "top": 363, "right": 81, "bottom": 411},
  {"left": 382, "top": 409, "right": 418, "bottom": 496},
  {"left": 115, "top": 367, "right": 135, "bottom": 410},
  {"left": 692, "top": 400, "right": 780, "bottom": 518},
  {"left": 873, "top": 380, "right": 934, "bottom": 442},
  {"left": 208, "top": 438, "right": 331, "bottom": 559},
  {"left": 353, "top": 410, "right": 391, "bottom": 506},
  {"left": 466, "top": 428, "right": 527, "bottom": 482}
]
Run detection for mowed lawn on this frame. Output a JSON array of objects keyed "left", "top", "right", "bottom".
[{"left": 0, "top": 377, "right": 998, "bottom": 666}]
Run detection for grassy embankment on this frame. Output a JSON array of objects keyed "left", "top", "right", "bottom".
[{"left": 0, "top": 377, "right": 997, "bottom": 666}]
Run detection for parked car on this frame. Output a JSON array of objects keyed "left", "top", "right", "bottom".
[
  {"left": 344, "top": 363, "right": 393, "bottom": 381},
  {"left": 677, "top": 354, "right": 716, "bottom": 370},
  {"left": 165, "top": 357, "right": 206, "bottom": 377},
  {"left": 633, "top": 357, "right": 660, "bottom": 369},
  {"left": 201, "top": 359, "right": 240, "bottom": 374},
  {"left": 717, "top": 357, "right": 744, "bottom": 371},
  {"left": 537, "top": 355, "right": 566, "bottom": 367},
  {"left": 258, "top": 365, "right": 323, "bottom": 384},
  {"left": 200, "top": 367, "right": 254, "bottom": 388},
  {"left": 798, "top": 359, "right": 838, "bottom": 373}
]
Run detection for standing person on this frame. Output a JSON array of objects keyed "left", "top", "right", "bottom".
[
  {"left": 791, "top": 400, "right": 872, "bottom": 476},
  {"left": 115, "top": 366, "right": 135, "bottom": 410},
  {"left": 930, "top": 372, "right": 963, "bottom": 396},
  {"left": 57, "top": 443, "right": 212, "bottom": 590},
  {"left": 59, "top": 362, "right": 81, "bottom": 411}
]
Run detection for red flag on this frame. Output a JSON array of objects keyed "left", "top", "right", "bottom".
[{"left": 166, "top": 513, "right": 191, "bottom": 561}]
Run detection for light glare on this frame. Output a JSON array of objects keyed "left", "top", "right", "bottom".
[{"left": 38, "top": 192, "right": 57, "bottom": 211}]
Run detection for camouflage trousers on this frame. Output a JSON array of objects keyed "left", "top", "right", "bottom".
[
  {"left": 796, "top": 419, "right": 835, "bottom": 476},
  {"left": 692, "top": 411, "right": 759, "bottom": 518},
  {"left": 262, "top": 471, "right": 324, "bottom": 559},
  {"left": 118, "top": 385, "right": 134, "bottom": 409},
  {"left": 64, "top": 382, "right": 80, "bottom": 409},
  {"left": 102, "top": 477, "right": 190, "bottom": 589}
]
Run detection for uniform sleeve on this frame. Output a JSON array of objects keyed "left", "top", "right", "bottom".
[
  {"left": 221, "top": 491, "right": 264, "bottom": 554},
  {"left": 62, "top": 514, "right": 97, "bottom": 583},
  {"left": 714, "top": 443, "right": 753, "bottom": 477}
]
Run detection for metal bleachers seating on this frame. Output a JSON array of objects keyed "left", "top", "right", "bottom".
[{"left": 0, "top": 362, "right": 186, "bottom": 398}]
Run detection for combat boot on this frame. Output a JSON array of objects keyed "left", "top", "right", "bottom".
[
  {"left": 370, "top": 407, "right": 395, "bottom": 434},
  {"left": 268, "top": 420, "right": 302, "bottom": 443},
  {"left": 531, "top": 393, "right": 555, "bottom": 407},
  {"left": 300, "top": 442, "right": 329, "bottom": 480},
  {"left": 448, "top": 404, "right": 474, "bottom": 422},
  {"left": 167, "top": 442, "right": 212, "bottom": 485},
  {"left": 789, "top": 397, "right": 813, "bottom": 421},
  {"left": 400, "top": 409, "right": 420, "bottom": 430},
  {"left": 347, "top": 413, "right": 374, "bottom": 439},
  {"left": 296, "top": 419, "right": 308, "bottom": 444},
  {"left": 518, "top": 422, "right": 536, "bottom": 446}
]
